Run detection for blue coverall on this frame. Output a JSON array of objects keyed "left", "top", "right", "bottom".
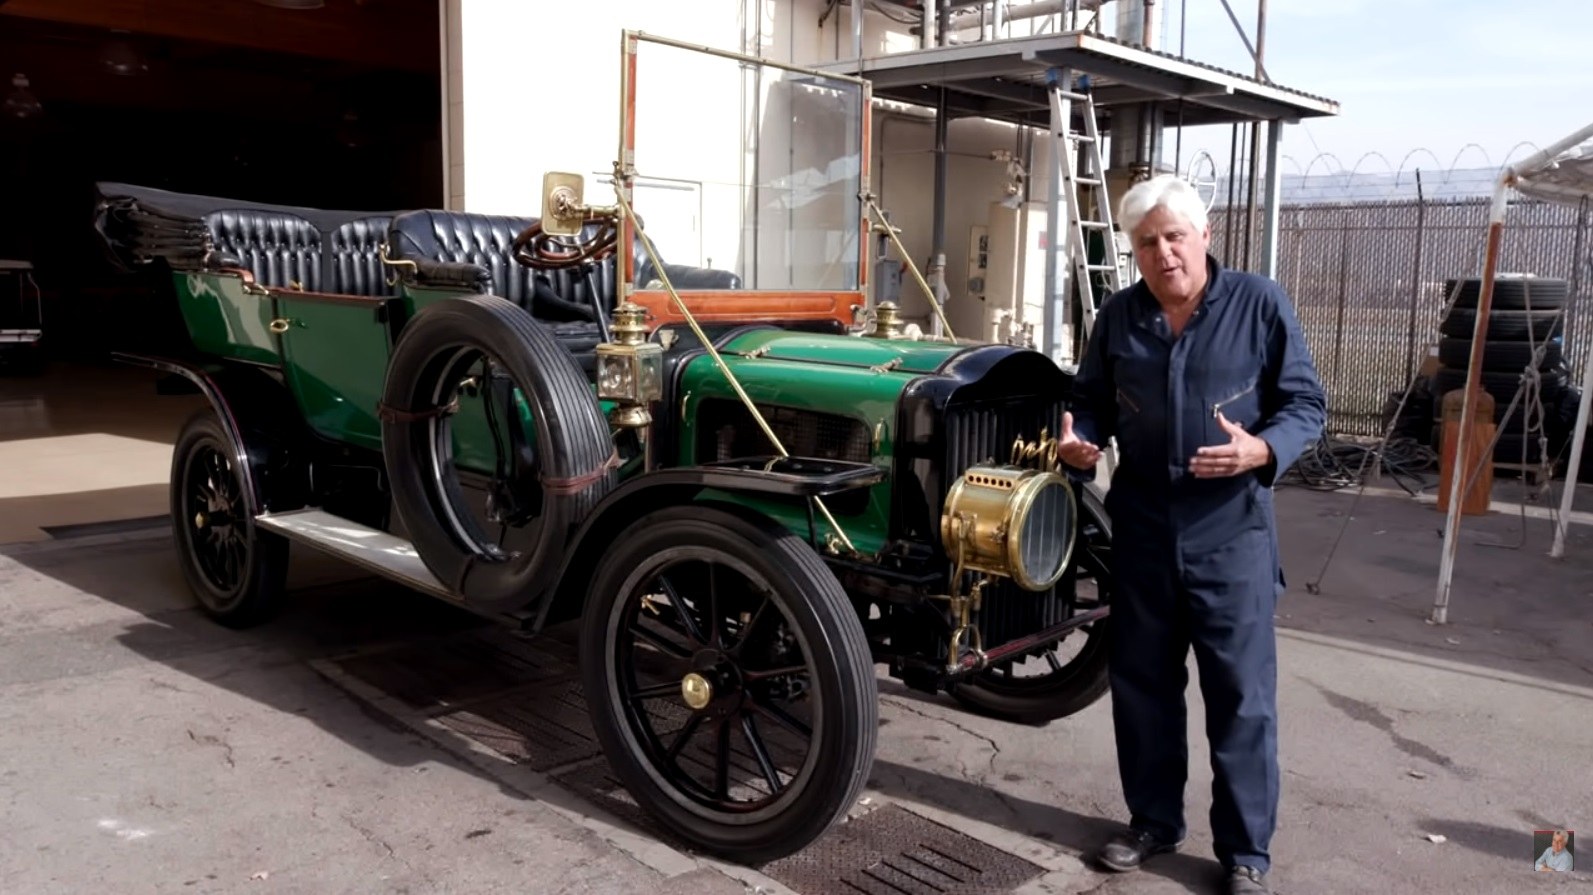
[{"left": 1069, "top": 254, "right": 1326, "bottom": 874}]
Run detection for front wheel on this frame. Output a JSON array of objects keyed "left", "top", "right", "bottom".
[{"left": 579, "top": 505, "right": 877, "bottom": 864}]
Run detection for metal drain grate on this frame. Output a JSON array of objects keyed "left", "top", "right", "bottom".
[
  {"left": 761, "top": 804, "right": 1044, "bottom": 895},
  {"left": 335, "top": 628, "right": 573, "bottom": 711},
  {"left": 325, "top": 631, "right": 1046, "bottom": 895},
  {"left": 435, "top": 677, "right": 602, "bottom": 770}
]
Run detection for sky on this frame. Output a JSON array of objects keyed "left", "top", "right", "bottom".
[{"left": 1153, "top": 0, "right": 1593, "bottom": 183}]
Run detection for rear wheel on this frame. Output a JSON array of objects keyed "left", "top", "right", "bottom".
[
  {"left": 948, "top": 484, "right": 1112, "bottom": 724},
  {"left": 579, "top": 505, "right": 877, "bottom": 863},
  {"left": 170, "top": 410, "right": 288, "bottom": 628}
]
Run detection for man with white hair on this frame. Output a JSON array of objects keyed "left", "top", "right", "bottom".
[
  {"left": 1536, "top": 830, "right": 1573, "bottom": 871},
  {"left": 1054, "top": 174, "right": 1326, "bottom": 895}
]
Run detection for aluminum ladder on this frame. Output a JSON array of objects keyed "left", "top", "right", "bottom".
[{"left": 1047, "top": 69, "right": 1129, "bottom": 341}]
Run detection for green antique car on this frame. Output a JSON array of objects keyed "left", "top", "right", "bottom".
[{"left": 92, "top": 33, "right": 1112, "bottom": 864}]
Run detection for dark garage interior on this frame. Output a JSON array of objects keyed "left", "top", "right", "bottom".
[{"left": 0, "top": 0, "right": 442, "bottom": 361}]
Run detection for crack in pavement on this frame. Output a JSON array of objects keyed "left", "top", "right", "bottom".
[
  {"left": 186, "top": 729, "right": 235, "bottom": 768},
  {"left": 881, "top": 695, "right": 1003, "bottom": 777},
  {"left": 1301, "top": 681, "right": 1459, "bottom": 772},
  {"left": 342, "top": 812, "right": 398, "bottom": 861}
]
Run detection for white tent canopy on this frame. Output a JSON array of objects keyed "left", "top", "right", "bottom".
[{"left": 1435, "top": 121, "right": 1593, "bottom": 623}]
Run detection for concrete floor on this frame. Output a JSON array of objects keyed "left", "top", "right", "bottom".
[
  {"left": 1, "top": 362, "right": 1590, "bottom": 893},
  {"left": 0, "top": 360, "right": 205, "bottom": 543}
]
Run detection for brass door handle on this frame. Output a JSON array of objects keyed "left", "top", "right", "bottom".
[{"left": 269, "top": 318, "right": 291, "bottom": 334}]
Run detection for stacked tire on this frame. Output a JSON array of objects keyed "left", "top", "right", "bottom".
[{"left": 1430, "top": 276, "right": 1576, "bottom": 467}]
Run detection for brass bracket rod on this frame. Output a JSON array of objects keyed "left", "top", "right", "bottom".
[
  {"left": 863, "top": 193, "right": 957, "bottom": 342},
  {"left": 610, "top": 169, "right": 860, "bottom": 555}
]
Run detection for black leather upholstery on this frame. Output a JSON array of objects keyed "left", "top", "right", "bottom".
[
  {"left": 205, "top": 209, "right": 322, "bottom": 291},
  {"left": 386, "top": 210, "right": 743, "bottom": 314},
  {"left": 329, "top": 216, "right": 395, "bottom": 297},
  {"left": 387, "top": 209, "right": 538, "bottom": 305}
]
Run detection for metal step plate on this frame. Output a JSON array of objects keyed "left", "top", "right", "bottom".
[{"left": 255, "top": 508, "right": 455, "bottom": 600}]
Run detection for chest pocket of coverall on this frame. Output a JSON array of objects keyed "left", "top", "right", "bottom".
[{"left": 1205, "top": 370, "right": 1262, "bottom": 448}]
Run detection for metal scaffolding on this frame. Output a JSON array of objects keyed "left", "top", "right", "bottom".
[{"left": 815, "top": 3, "right": 1338, "bottom": 363}]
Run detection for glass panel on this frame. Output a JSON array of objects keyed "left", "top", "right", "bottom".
[{"left": 629, "top": 37, "right": 864, "bottom": 292}]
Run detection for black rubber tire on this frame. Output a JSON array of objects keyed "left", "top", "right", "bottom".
[
  {"left": 579, "top": 504, "right": 877, "bottom": 864},
  {"left": 1443, "top": 277, "right": 1568, "bottom": 312},
  {"left": 1437, "top": 337, "right": 1562, "bottom": 373},
  {"left": 1438, "top": 308, "right": 1563, "bottom": 341},
  {"left": 381, "top": 294, "right": 615, "bottom": 611},
  {"left": 948, "top": 483, "right": 1111, "bottom": 724},
  {"left": 170, "top": 410, "right": 289, "bottom": 628},
  {"left": 1432, "top": 366, "right": 1569, "bottom": 405}
]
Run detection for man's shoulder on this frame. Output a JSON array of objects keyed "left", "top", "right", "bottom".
[{"left": 1217, "top": 269, "right": 1294, "bottom": 316}]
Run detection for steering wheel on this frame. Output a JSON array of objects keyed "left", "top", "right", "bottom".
[{"left": 512, "top": 216, "right": 621, "bottom": 270}]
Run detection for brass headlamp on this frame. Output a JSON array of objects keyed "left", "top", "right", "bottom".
[
  {"left": 596, "top": 302, "right": 662, "bottom": 428},
  {"left": 941, "top": 464, "right": 1076, "bottom": 592}
]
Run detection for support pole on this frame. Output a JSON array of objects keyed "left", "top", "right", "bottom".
[
  {"left": 1259, "top": 119, "right": 1282, "bottom": 278},
  {"left": 853, "top": 0, "right": 864, "bottom": 60},
  {"left": 1042, "top": 68, "right": 1067, "bottom": 363},
  {"left": 1553, "top": 196, "right": 1593, "bottom": 558},
  {"left": 1435, "top": 181, "right": 1507, "bottom": 624},
  {"left": 1440, "top": 120, "right": 1593, "bottom": 603},
  {"left": 930, "top": 86, "right": 950, "bottom": 338},
  {"left": 1554, "top": 351, "right": 1593, "bottom": 558}
]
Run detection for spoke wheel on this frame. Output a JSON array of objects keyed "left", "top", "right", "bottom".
[
  {"left": 949, "top": 484, "right": 1112, "bottom": 724},
  {"left": 581, "top": 505, "right": 876, "bottom": 863},
  {"left": 170, "top": 411, "right": 288, "bottom": 628}
]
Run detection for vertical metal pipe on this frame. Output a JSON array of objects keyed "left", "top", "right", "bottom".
[
  {"left": 1224, "top": 123, "right": 1239, "bottom": 266},
  {"left": 1260, "top": 119, "right": 1283, "bottom": 278},
  {"left": 1402, "top": 171, "right": 1427, "bottom": 386},
  {"left": 931, "top": 87, "right": 950, "bottom": 336},
  {"left": 1043, "top": 71, "right": 1064, "bottom": 362},
  {"left": 1550, "top": 197, "right": 1590, "bottom": 558},
  {"left": 853, "top": 0, "right": 864, "bottom": 60},
  {"left": 1435, "top": 210, "right": 1505, "bottom": 623},
  {"left": 1256, "top": 0, "right": 1268, "bottom": 80},
  {"left": 1244, "top": 121, "right": 1261, "bottom": 269},
  {"left": 1331, "top": 207, "right": 1350, "bottom": 394},
  {"left": 993, "top": 0, "right": 1005, "bottom": 39},
  {"left": 923, "top": 0, "right": 937, "bottom": 47}
]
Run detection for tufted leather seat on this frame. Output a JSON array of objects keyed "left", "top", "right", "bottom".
[
  {"left": 329, "top": 216, "right": 396, "bottom": 297},
  {"left": 205, "top": 209, "right": 322, "bottom": 291},
  {"left": 386, "top": 209, "right": 539, "bottom": 305}
]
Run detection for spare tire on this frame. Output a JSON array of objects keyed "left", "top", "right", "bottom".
[
  {"left": 1438, "top": 308, "right": 1563, "bottom": 341},
  {"left": 381, "top": 294, "right": 617, "bottom": 612},
  {"left": 1433, "top": 366, "right": 1569, "bottom": 406},
  {"left": 1437, "top": 337, "right": 1562, "bottom": 372},
  {"left": 1443, "top": 277, "right": 1568, "bottom": 312}
]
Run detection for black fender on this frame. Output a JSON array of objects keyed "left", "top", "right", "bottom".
[
  {"left": 532, "top": 457, "right": 885, "bottom": 631},
  {"left": 114, "top": 352, "right": 311, "bottom": 515}
]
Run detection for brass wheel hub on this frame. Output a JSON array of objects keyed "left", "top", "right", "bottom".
[{"left": 680, "top": 672, "right": 713, "bottom": 710}]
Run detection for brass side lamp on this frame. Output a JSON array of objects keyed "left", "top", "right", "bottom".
[{"left": 596, "top": 302, "right": 662, "bottom": 428}]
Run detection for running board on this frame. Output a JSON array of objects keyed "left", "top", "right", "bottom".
[{"left": 255, "top": 508, "right": 456, "bottom": 601}]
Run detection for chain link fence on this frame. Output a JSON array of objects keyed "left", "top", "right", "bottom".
[{"left": 1207, "top": 196, "right": 1592, "bottom": 437}]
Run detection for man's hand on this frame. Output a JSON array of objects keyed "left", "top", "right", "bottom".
[
  {"left": 1057, "top": 411, "right": 1102, "bottom": 471},
  {"left": 1190, "top": 412, "right": 1272, "bottom": 478}
]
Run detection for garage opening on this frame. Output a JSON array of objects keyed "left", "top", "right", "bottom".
[{"left": 0, "top": 0, "right": 442, "bottom": 362}]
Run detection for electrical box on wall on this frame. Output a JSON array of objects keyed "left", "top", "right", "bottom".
[
  {"left": 981, "top": 200, "right": 1061, "bottom": 351},
  {"left": 966, "top": 225, "right": 988, "bottom": 299}
]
